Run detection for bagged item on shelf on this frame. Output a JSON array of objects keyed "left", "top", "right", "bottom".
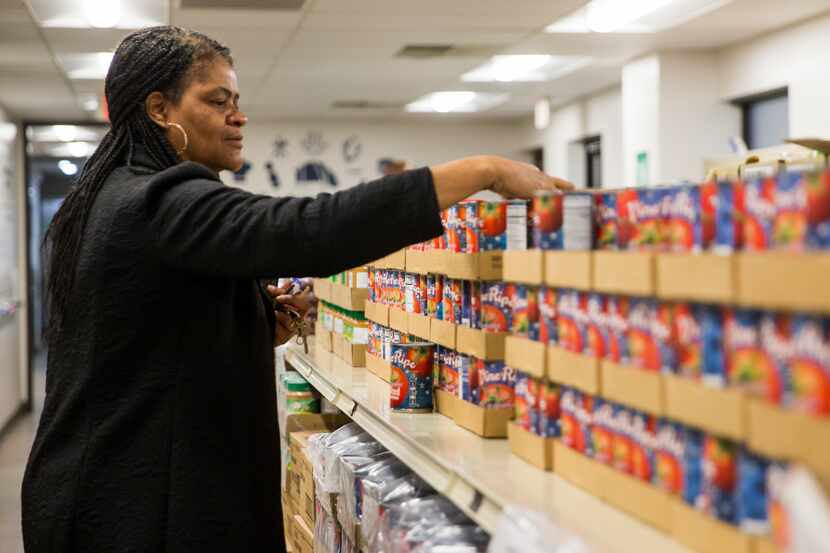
[
  {"left": 736, "top": 448, "right": 770, "bottom": 535},
  {"left": 481, "top": 282, "right": 514, "bottom": 333},
  {"left": 390, "top": 342, "right": 435, "bottom": 413},
  {"left": 323, "top": 438, "right": 385, "bottom": 494},
  {"left": 476, "top": 360, "right": 516, "bottom": 408},
  {"left": 410, "top": 524, "right": 490, "bottom": 553},
  {"left": 488, "top": 505, "right": 592, "bottom": 553},
  {"left": 512, "top": 285, "right": 540, "bottom": 340},
  {"left": 337, "top": 451, "right": 395, "bottom": 531},
  {"left": 383, "top": 495, "right": 469, "bottom": 553},
  {"left": 532, "top": 190, "right": 564, "bottom": 250},
  {"left": 307, "top": 423, "right": 367, "bottom": 490},
  {"left": 787, "top": 315, "right": 830, "bottom": 415},
  {"left": 314, "top": 500, "right": 342, "bottom": 553},
  {"left": 363, "top": 474, "right": 434, "bottom": 553},
  {"left": 538, "top": 287, "right": 558, "bottom": 345},
  {"left": 341, "top": 456, "right": 409, "bottom": 533}
]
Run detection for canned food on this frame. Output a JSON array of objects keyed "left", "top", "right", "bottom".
[
  {"left": 532, "top": 190, "right": 563, "bottom": 250},
  {"left": 390, "top": 342, "right": 435, "bottom": 413}
]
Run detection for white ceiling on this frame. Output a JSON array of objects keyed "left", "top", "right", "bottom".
[{"left": 1, "top": 0, "right": 828, "bottom": 122}]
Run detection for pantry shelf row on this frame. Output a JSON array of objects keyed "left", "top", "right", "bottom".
[{"left": 285, "top": 340, "right": 696, "bottom": 553}]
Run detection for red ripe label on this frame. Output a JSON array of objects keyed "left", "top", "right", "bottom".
[
  {"left": 744, "top": 177, "right": 776, "bottom": 251},
  {"left": 700, "top": 180, "right": 717, "bottom": 249}
]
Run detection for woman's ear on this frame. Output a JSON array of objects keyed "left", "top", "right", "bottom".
[{"left": 145, "top": 91, "right": 169, "bottom": 128}]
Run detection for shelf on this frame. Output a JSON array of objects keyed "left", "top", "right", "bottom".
[
  {"left": 286, "top": 341, "right": 696, "bottom": 553},
  {"left": 655, "top": 254, "right": 735, "bottom": 303},
  {"left": 369, "top": 249, "right": 407, "bottom": 270},
  {"left": 502, "top": 250, "right": 544, "bottom": 285},
  {"left": 593, "top": 252, "right": 655, "bottom": 296},
  {"left": 736, "top": 253, "right": 830, "bottom": 314},
  {"left": 545, "top": 251, "right": 593, "bottom": 290}
]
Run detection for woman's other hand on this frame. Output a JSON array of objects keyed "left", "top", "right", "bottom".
[
  {"left": 266, "top": 284, "right": 313, "bottom": 346},
  {"left": 489, "top": 157, "right": 573, "bottom": 198}
]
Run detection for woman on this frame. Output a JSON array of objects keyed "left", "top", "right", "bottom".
[{"left": 22, "top": 26, "right": 571, "bottom": 553}]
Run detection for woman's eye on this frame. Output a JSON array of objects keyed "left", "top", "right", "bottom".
[{"left": 212, "top": 100, "right": 226, "bottom": 107}]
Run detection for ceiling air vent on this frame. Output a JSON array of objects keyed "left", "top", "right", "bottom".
[
  {"left": 180, "top": 0, "right": 306, "bottom": 9},
  {"left": 332, "top": 100, "right": 401, "bottom": 110},
  {"left": 397, "top": 45, "right": 454, "bottom": 59}
]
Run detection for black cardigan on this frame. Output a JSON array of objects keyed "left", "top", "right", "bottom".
[{"left": 21, "top": 149, "right": 442, "bottom": 553}]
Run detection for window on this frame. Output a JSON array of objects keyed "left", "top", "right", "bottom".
[
  {"left": 584, "top": 136, "right": 601, "bottom": 189},
  {"left": 738, "top": 88, "right": 789, "bottom": 150}
]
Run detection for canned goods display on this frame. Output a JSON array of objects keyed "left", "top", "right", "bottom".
[{"left": 389, "top": 342, "right": 435, "bottom": 413}]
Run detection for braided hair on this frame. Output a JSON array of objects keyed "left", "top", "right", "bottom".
[{"left": 44, "top": 26, "right": 233, "bottom": 336}]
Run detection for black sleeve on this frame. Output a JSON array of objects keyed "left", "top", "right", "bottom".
[{"left": 143, "top": 162, "right": 443, "bottom": 278}]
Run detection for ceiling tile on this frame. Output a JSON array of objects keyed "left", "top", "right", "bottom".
[{"left": 172, "top": 7, "right": 303, "bottom": 30}]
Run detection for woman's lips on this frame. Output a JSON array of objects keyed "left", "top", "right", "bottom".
[{"left": 226, "top": 137, "right": 243, "bottom": 148}]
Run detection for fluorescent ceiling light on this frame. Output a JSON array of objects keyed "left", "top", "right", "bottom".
[
  {"left": 31, "top": 0, "right": 166, "bottom": 29},
  {"left": 53, "top": 125, "right": 79, "bottom": 142},
  {"left": 462, "top": 55, "right": 592, "bottom": 83},
  {"left": 58, "top": 160, "right": 79, "bottom": 176},
  {"left": 534, "top": 99, "right": 551, "bottom": 130},
  {"left": 79, "top": 94, "right": 100, "bottom": 112},
  {"left": 83, "top": 0, "right": 121, "bottom": 28},
  {"left": 61, "top": 52, "right": 114, "bottom": 80},
  {"left": 67, "top": 141, "right": 94, "bottom": 157},
  {"left": 0, "top": 123, "right": 18, "bottom": 143},
  {"left": 405, "top": 91, "right": 508, "bottom": 114},
  {"left": 546, "top": 0, "right": 733, "bottom": 34}
]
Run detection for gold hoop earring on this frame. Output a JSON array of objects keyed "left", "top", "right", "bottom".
[{"left": 167, "top": 122, "right": 188, "bottom": 157}]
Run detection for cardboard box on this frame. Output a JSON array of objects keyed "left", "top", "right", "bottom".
[
  {"left": 389, "top": 307, "right": 409, "bottom": 333},
  {"left": 332, "top": 283, "right": 368, "bottom": 311},
  {"left": 601, "top": 464, "right": 673, "bottom": 533},
  {"left": 435, "top": 388, "right": 459, "bottom": 420},
  {"left": 601, "top": 360, "right": 664, "bottom": 415},
  {"left": 592, "top": 251, "right": 655, "bottom": 296},
  {"left": 281, "top": 497, "right": 295, "bottom": 553},
  {"left": 313, "top": 278, "right": 332, "bottom": 303},
  {"left": 552, "top": 440, "right": 605, "bottom": 497},
  {"left": 753, "top": 538, "right": 780, "bottom": 553},
  {"left": 405, "top": 248, "right": 434, "bottom": 275},
  {"left": 656, "top": 253, "right": 735, "bottom": 303},
  {"left": 366, "top": 352, "right": 389, "bottom": 379},
  {"left": 314, "top": 321, "right": 333, "bottom": 352},
  {"left": 407, "top": 312, "right": 431, "bottom": 340},
  {"left": 547, "top": 347, "right": 601, "bottom": 395},
  {"left": 747, "top": 399, "right": 830, "bottom": 489},
  {"left": 380, "top": 249, "right": 407, "bottom": 270},
  {"left": 367, "top": 373, "right": 391, "bottom": 419},
  {"left": 341, "top": 342, "right": 366, "bottom": 368},
  {"left": 300, "top": 492, "right": 315, "bottom": 532},
  {"left": 505, "top": 335, "right": 546, "bottom": 379},
  {"left": 508, "top": 421, "right": 554, "bottom": 471},
  {"left": 544, "top": 251, "right": 593, "bottom": 290},
  {"left": 293, "top": 514, "right": 314, "bottom": 553},
  {"left": 737, "top": 253, "right": 830, "bottom": 313},
  {"left": 284, "top": 413, "right": 350, "bottom": 435},
  {"left": 502, "top": 249, "right": 544, "bottom": 284},
  {"left": 664, "top": 374, "right": 746, "bottom": 441},
  {"left": 670, "top": 499, "right": 752, "bottom": 553},
  {"left": 442, "top": 251, "right": 503, "bottom": 280},
  {"left": 454, "top": 397, "right": 513, "bottom": 438},
  {"left": 364, "top": 300, "right": 389, "bottom": 326},
  {"left": 456, "top": 326, "right": 506, "bottom": 360},
  {"left": 332, "top": 332, "right": 345, "bottom": 358},
  {"left": 429, "top": 318, "right": 457, "bottom": 349}
]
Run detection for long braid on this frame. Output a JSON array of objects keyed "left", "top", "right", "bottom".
[{"left": 44, "top": 26, "right": 232, "bottom": 337}]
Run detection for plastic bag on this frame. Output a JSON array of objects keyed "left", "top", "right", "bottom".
[
  {"left": 382, "top": 495, "right": 467, "bottom": 553},
  {"left": 363, "top": 474, "right": 434, "bottom": 553},
  {"left": 338, "top": 451, "right": 396, "bottom": 531},
  {"left": 486, "top": 506, "right": 592, "bottom": 553},
  {"left": 411, "top": 524, "right": 490, "bottom": 553},
  {"left": 314, "top": 500, "right": 342, "bottom": 553},
  {"left": 322, "top": 438, "right": 384, "bottom": 493}
]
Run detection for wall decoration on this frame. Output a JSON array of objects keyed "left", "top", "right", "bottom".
[
  {"left": 301, "top": 131, "right": 327, "bottom": 156},
  {"left": 232, "top": 159, "right": 252, "bottom": 182},
  {"left": 265, "top": 162, "right": 281, "bottom": 188},
  {"left": 273, "top": 136, "right": 288, "bottom": 158},
  {"left": 296, "top": 161, "right": 338, "bottom": 187},
  {"left": 342, "top": 135, "right": 362, "bottom": 163}
]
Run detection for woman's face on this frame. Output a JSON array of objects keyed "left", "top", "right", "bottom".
[{"left": 158, "top": 58, "right": 248, "bottom": 173}]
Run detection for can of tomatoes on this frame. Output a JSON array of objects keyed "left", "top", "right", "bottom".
[{"left": 389, "top": 342, "right": 435, "bottom": 413}]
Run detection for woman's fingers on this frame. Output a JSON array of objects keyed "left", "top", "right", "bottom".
[{"left": 266, "top": 284, "right": 290, "bottom": 298}]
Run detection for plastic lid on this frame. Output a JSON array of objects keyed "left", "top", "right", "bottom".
[{"left": 282, "top": 372, "right": 312, "bottom": 392}]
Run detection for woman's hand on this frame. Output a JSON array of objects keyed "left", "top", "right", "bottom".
[
  {"left": 266, "top": 283, "right": 313, "bottom": 346},
  {"left": 488, "top": 157, "right": 573, "bottom": 198}
]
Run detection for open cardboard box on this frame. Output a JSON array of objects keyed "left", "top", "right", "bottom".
[
  {"left": 592, "top": 251, "right": 655, "bottom": 296},
  {"left": 332, "top": 283, "right": 368, "bottom": 311},
  {"left": 552, "top": 440, "right": 605, "bottom": 498},
  {"left": 332, "top": 332, "right": 345, "bottom": 358},
  {"left": 454, "top": 397, "right": 513, "bottom": 438},
  {"left": 456, "top": 326, "right": 506, "bottom": 360},
  {"left": 442, "top": 251, "right": 503, "bottom": 281},
  {"left": 341, "top": 342, "right": 366, "bottom": 368},
  {"left": 670, "top": 499, "right": 752, "bottom": 553},
  {"left": 544, "top": 251, "right": 593, "bottom": 290},
  {"left": 366, "top": 352, "right": 392, "bottom": 382},
  {"left": 547, "top": 347, "right": 601, "bottom": 394},
  {"left": 364, "top": 301, "right": 389, "bottom": 326},
  {"left": 656, "top": 253, "right": 735, "bottom": 303},
  {"left": 374, "top": 249, "right": 407, "bottom": 270},
  {"left": 663, "top": 374, "right": 746, "bottom": 441},
  {"left": 407, "top": 312, "right": 431, "bottom": 340},
  {"left": 601, "top": 360, "right": 664, "bottom": 415},
  {"left": 367, "top": 373, "right": 391, "bottom": 419},
  {"left": 389, "top": 307, "right": 409, "bottom": 333},
  {"left": 435, "top": 388, "right": 460, "bottom": 420},
  {"left": 405, "top": 249, "right": 443, "bottom": 275},
  {"left": 505, "top": 335, "right": 546, "bottom": 379},
  {"left": 314, "top": 321, "right": 333, "bottom": 352},
  {"left": 747, "top": 399, "right": 830, "bottom": 489},
  {"left": 600, "top": 463, "right": 673, "bottom": 533},
  {"left": 737, "top": 253, "right": 830, "bottom": 313},
  {"left": 430, "top": 318, "right": 457, "bottom": 349},
  {"left": 313, "top": 278, "right": 332, "bottom": 303},
  {"left": 508, "top": 421, "right": 553, "bottom": 471},
  {"left": 284, "top": 412, "right": 350, "bottom": 435},
  {"left": 502, "top": 250, "right": 544, "bottom": 284}
]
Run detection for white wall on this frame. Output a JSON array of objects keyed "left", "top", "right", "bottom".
[
  {"left": 718, "top": 12, "right": 830, "bottom": 137},
  {"left": 622, "top": 56, "right": 661, "bottom": 186},
  {"left": 220, "top": 118, "right": 533, "bottom": 197}
]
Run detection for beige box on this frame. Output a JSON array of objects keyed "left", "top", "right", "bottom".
[
  {"left": 670, "top": 500, "right": 752, "bottom": 553},
  {"left": 364, "top": 301, "right": 389, "bottom": 326},
  {"left": 332, "top": 283, "right": 368, "bottom": 311},
  {"left": 505, "top": 335, "right": 546, "bottom": 379},
  {"left": 456, "top": 326, "right": 506, "bottom": 360},
  {"left": 314, "top": 321, "right": 333, "bottom": 353},
  {"left": 366, "top": 352, "right": 391, "bottom": 381},
  {"left": 508, "top": 421, "right": 554, "bottom": 471},
  {"left": 407, "top": 312, "right": 431, "bottom": 340},
  {"left": 656, "top": 253, "right": 735, "bottom": 303},
  {"left": 430, "top": 318, "right": 457, "bottom": 349},
  {"left": 442, "top": 251, "right": 503, "bottom": 281},
  {"left": 552, "top": 440, "right": 605, "bottom": 498},
  {"left": 383, "top": 249, "right": 407, "bottom": 270},
  {"left": 405, "top": 249, "right": 434, "bottom": 275},
  {"left": 454, "top": 397, "right": 513, "bottom": 438},
  {"left": 281, "top": 496, "right": 295, "bottom": 553},
  {"left": 601, "top": 360, "right": 664, "bottom": 415},
  {"left": 341, "top": 342, "right": 366, "bottom": 368},
  {"left": 544, "top": 251, "right": 593, "bottom": 290},
  {"left": 284, "top": 413, "right": 350, "bottom": 435},
  {"left": 592, "top": 251, "right": 655, "bottom": 296},
  {"left": 300, "top": 493, "right": 315, "bottom": 534},
  {"left": 502, "top": 249, "right": 544, "bottom": 284},
  {"left": 292, "top": 514, "right": 314, "bottom": 553},
  {"left": 389, "top": 307, "right": 409, "bottom": 333},
  {"left": 747, "top": 399, "right": 830, "bottom": 490},
  {"left": 332, "top": 332, "right": 345, "bottom": 358},
  {"left": 753, "top": 538, "right": 781, "bottom": 553},
  {"left": 435, "top": 388, "right": 459, "bottom": 420},
  {"left": 601, "top": 464, "right": 673, "bottom": 533},
  {"left": 547, "top": 347, "right": 601, "bottom": 395},
  {"left": 737, "top": 253, "right": 830, "bottom": 313},
  {"left": 664, "top": 374, "right": 746, "bottom": 441},
  {"left": 313, "top": 278, "right": 332, "bottom": 303}
]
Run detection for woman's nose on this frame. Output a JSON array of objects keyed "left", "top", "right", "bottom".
[{"left": 229, "top": 110, "right": 248, "bottom": 127}]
